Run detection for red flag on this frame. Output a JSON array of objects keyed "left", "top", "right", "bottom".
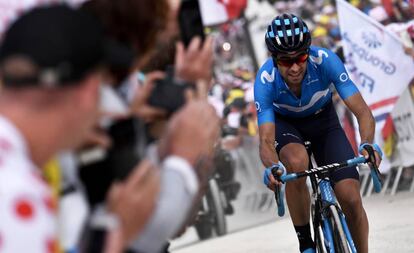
[
  {"left": 217, "top": 0, "right": 247, "bottom": 20},
  {"left": 382, "top": 114, "right": 396, "bottom": 158}
]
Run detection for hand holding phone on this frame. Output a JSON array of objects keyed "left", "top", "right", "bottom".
[{"left": 174, "top": 35, "right": 214, "bottom": 84}]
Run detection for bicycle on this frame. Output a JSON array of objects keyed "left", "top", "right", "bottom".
[
  {"left": 194, "top": 176, "right": 227, "bottom": 240},
  {"left": 193, "top": 145, "right": 241, "bottom": 240},
  {"left": 271, "top": 142, "right": 382, "bottom": 253}
]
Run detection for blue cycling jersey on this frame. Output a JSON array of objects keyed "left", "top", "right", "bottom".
[{"left": 254, "top": 46, "right": 359, "bottom": 126}]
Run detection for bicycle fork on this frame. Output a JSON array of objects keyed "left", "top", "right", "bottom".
[{"left": 338, "top": 210, "right": 357, "bottom": 253}]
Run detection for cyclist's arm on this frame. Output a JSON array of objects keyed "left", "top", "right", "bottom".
[
  {"left": 342, "top": 93, "right": 375, "bottom": 144},
  {"left": 259, "top": 123, "right": 279, "bottom": 167},
  {"left": 344, "top": 94, "right": 381, "bottom": 167},
  {"left": 323, "top": 48, "right": 375, "bottom": 143},
  {"left": 254, "top": 59, "right": 279, "bottom": 167}
]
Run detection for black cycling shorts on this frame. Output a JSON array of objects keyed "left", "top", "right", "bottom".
[{"left": 274, "top": 101, "right": 359, "bottom": 184}]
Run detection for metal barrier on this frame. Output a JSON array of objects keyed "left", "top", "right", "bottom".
[
  {"left": 410, "top": 176, "right": 414, "bottom": 192},
  {"left": 360, "top": 165, "right": 414, "bottom": 197}
]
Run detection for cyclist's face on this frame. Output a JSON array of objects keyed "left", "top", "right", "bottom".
[{"left": 275, "top": 51, "right": 308, "bottom": 86}]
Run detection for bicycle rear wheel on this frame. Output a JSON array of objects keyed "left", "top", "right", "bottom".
[{"left": 329, "top": 205, "right": 350, "bottom": 253}]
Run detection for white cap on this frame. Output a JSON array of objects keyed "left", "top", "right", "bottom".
[
  {"left": 369, "top": 5, "right": 389, "bottom": 22},
  {"left": 322, "top": 5, "right": 335, "bottom": 15}
]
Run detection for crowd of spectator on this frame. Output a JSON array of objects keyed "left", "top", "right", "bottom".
[
  {"left": 0, "top": 0, "right": 224, "bottom": 253},
  {"left": 211, "top": 0, "right": 414, "bottom": 152}
]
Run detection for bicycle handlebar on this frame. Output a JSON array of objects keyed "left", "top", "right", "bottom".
[
  {"left": 278, "top": 156, "right": 367, "bottom": 183},
  {"left": 272, "top": 156, "right": 382, "bottom": 217},
  {"left": 279, "top": 156, "right": 382, "bottom": 192}
]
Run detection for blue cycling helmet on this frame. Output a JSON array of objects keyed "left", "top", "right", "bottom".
[{"left": 265, "top": 13, "right": 311, "bottom": 55}]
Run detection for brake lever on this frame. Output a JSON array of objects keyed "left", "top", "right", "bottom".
[
  {"left": 271, "top": 166, "right": 285, "bottom": 217},
  {"left": 363, "top": 145, "right": 383, "bottom": 192}
]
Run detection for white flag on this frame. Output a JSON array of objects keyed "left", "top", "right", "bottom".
[
  {"left": 337, "top": 0, "right": 414, "bottom": 172},
  {"left": 391, "top": 88, "right": 414, "bottom": 167},
  {"left": 199, "top": 0, "right": 248, "bottom": 26},
  {"left": 199, "top": 0, "right": 229, "bottom": 26}
]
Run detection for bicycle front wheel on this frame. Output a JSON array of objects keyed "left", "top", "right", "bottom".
[
  {"left": 207, "top": 178, "right": 227, "bottom": 236},
  {"left": 311, "top": 202, "right": 327, "bottom": 253},
  {"left": 329, "top": 205, "right": 350, "bottom": 253}
]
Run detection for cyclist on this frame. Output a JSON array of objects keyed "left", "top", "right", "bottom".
[{"left": 254, "top": 13, "right": 382, "bottom": 253}]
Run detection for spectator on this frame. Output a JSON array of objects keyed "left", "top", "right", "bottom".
[
  {"left": 81, "top": 0, "right": 170, "bottom": 76},
  {"left": 0, "top": 5, "right": 160, "bottom": 253},
  {"left": 78, "top": 1, "right": 220, "bottom": 252}
]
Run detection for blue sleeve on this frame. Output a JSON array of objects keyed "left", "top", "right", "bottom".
[
  {"left": 254, "top": 59, "right": 277, "bottom": 126},
  {"left": 323, "top": 49, "right": 359, "bottom": 100}
]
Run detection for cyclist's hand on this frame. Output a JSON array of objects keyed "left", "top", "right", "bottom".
[
  {"left": 263, "top": 162, "right": 285, "bottom": 191},
  {"left": 359, "top": 142, "right": 383, "bottom": 168}
]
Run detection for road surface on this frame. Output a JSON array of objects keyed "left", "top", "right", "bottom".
[{"left": 172, "top": 191, "right": 414, "bottom": 253}]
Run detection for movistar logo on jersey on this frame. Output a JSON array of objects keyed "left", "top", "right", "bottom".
[
  {"left": 309, "top": 50, "right": 328, "bottom": 65},
  {"left": 362, "top": 32, "right": 382, "bottom": 49},
  {"left": 260, "top": 68, "right": 275, "bottom": 84}
]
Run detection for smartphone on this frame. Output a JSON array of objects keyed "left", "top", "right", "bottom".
[{"left": 178, "top": 0, "right": 205, "bottom": 47}]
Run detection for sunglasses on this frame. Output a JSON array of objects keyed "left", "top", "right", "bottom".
[{"left": 275, "top": 53, "right": 309, "bottom": 67}]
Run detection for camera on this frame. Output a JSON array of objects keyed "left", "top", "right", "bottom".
[
  {"left": 147, "top": 66, "right": 193, "bottom": 115},
  {"left": 78, "top": 117, "right": 141, "bottom": 206}
]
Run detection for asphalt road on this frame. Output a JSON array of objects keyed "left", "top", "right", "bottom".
[{"left": 172, "top": 191, "right": 414, "bottom": 253}]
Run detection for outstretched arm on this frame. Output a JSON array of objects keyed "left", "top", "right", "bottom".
[
  {"left": 324, "top": 47, "right": 381, "bottom": 165},
  {"left": 258, "top": 122, "right": 278, "bottom": 167},
  {"left": 342, "top": 92, "right": 375, "bottom": 144},
  {"left": 254, "top": 58, "right": 284, "bottom": 188},
  {"left": 343, "top": 93, "right": 382, "bottom": 167}
]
